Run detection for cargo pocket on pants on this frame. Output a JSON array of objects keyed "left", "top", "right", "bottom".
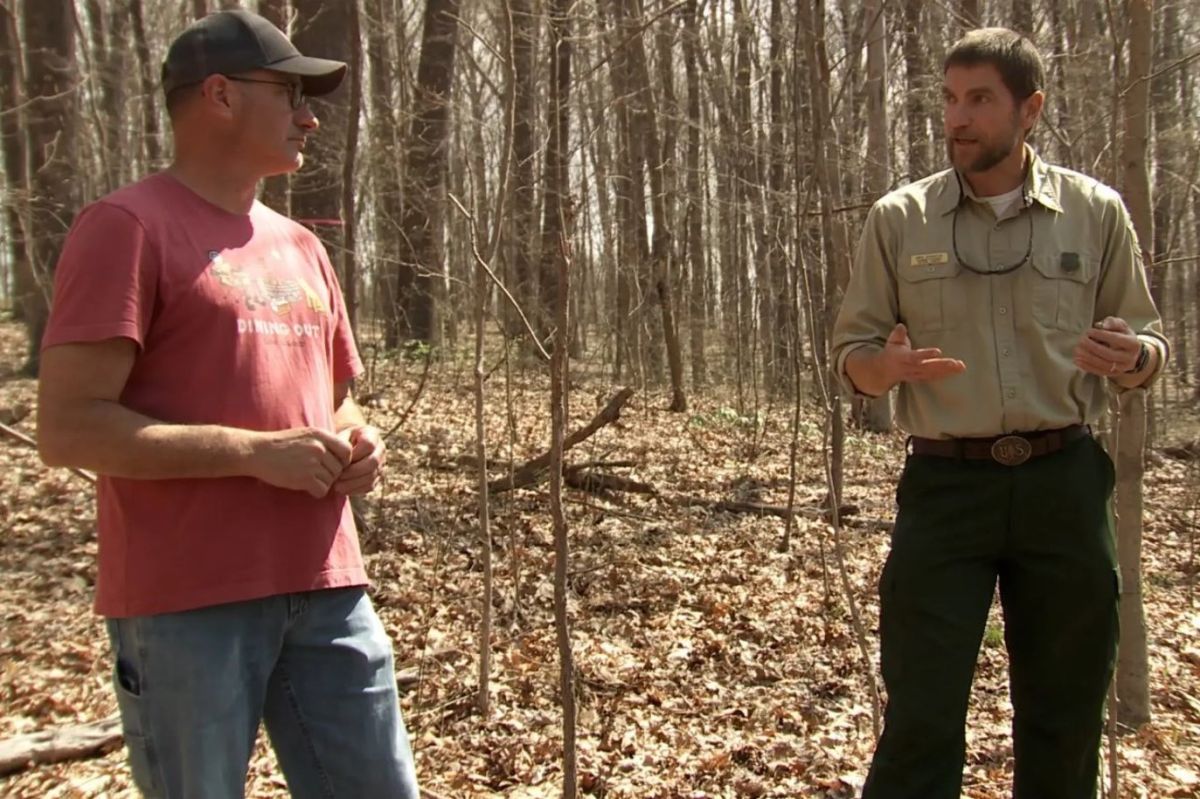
[{"left": 112, "top": 652, "right": 163, "bottom": 797}]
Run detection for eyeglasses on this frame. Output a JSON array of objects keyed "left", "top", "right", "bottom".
[
  {"left": 224, "top": 76, "right": 305, "bottom": 109},
  {"left": 951, "top": 170, "right": 1034, "bottom": 276}
]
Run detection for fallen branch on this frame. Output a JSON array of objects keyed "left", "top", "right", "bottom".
[
  {"left": 1161, "top": 442, "right": 1200, "bottom": 461},
  {"left": 0, "top": 422, "right": 97, "bottom": 485},
  {"left": 845, "top": 516, "right": 895, "bottom": 533},
  {"left": 487, "top": 387, "right": 636, "bottom": 493},
  {"left": 667, "top": 495, "right": 859, "bottom": 520},
  {"left": 564, "top": 467, "right": 656, "bottom": 495},
  {"left": 0, "top": 715, "right": 122, "bottom": 776}
]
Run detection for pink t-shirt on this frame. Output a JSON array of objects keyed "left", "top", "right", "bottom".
[{"left": 43, "top": 173, "right": 367, "bottom": 617}]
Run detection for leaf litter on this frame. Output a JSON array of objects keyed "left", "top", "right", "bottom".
[{"left": 1, "top": 321, "right": 1198, "bottom": 798}]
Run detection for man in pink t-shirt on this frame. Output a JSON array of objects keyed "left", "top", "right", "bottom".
[{"left": 37, "top": 11, "right": 419, "bottom": 799}]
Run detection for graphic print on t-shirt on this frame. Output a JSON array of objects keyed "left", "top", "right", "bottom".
[{"left": 207, "top": 250, "right": 329, "bottom": 342}]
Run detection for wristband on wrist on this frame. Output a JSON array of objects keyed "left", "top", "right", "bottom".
[{"left": 1125, "top": 341, "right": 1150, "bottom": 374}]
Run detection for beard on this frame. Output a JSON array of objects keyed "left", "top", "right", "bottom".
[{"left": 946, "top": 116, "right": 1023, "bottom": 174}]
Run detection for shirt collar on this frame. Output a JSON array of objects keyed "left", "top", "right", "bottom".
[{"left": 933, "top": 144, "right": 1064, "bottom": 216}]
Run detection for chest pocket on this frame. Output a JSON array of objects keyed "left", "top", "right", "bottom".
[
  {"left": 1030, "top": 251, "right": 1098, "bottom": 332},
  {"left": 897, "top": 260, "right": 961, "bottom": 332}
]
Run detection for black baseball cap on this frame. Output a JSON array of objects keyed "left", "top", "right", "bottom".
[{"left": 161, "top": 10, "right": 346, "bottom": 97}]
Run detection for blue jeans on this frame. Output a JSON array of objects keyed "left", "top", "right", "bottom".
[{"left": 106, "top": 587, "right": 420, "bottom": 799}]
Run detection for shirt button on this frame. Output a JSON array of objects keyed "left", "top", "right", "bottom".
[
  {"left": 1006, "top": 389, "right": 1016, "bottom": 398},
  {"left": 998, "top": 307, "right": 1008, "bottom": 315},
  {"left": 1002, "top": 348, "right": 1011, "bottom": 356}
]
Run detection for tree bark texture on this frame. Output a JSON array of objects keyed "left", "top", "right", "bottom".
[
  {"left": 338, "top": 0, "right": 362, "bottom": 331},
  {"left": 856, "top": 0, "right": 892, "bottom": 432},
  {"left": 0, "top": 0, "right": 29, "bottom": 324},
  {"left": 21, "top": 0, "right": 77, "bottom": 373},
  {"left": 612, "top": 0, "right": 685, "bottom": 411},
  {"left": 290, "top": 0, "right": 353, "bottom": 283},
  {"left": 1114, "top": 0, "right": 1153, "bottom": 728},
  {"left": 128, "top": 0, "right": 161, "bottom": 173},
  {"left": 257, "top": 0, "right": 289, "bottom": 213},
  {"left": 548, "top": 182, "right": 577, "bottom": 799},
  {"left": 507, "top": 0, "right": 538, "bottom": 337},
  {"left": 902, "top": 0, "right": 928, "bottom": 180},
  {"left": 392, "top": 0, "right": 459, "bottom": 346},
  {"left": 1115, "top": 388, "right": 1151, "bottom": 727},
  {"left": 1012, "top": 0, "right": 1033, "bottom": 35},
  {"left": 537, "top": 0, "right": 572, "bottom": 344},
  {"left": 681, "top": 0, "right": 706, "bottom": 389},
  {"left": 804, "top": 0, "right": 847, "bottom": 499}
]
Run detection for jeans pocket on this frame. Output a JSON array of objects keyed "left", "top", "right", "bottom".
[
  {"left": 110, "top": 631, "right": 164, "bottom": 797},
  {"left": 114, "top": 672, "right": 164, "bottom": 797}
]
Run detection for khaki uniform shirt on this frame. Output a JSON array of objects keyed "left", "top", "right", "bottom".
[{"left": 832, "top": 148, "right": 1168, "bottom": 440}]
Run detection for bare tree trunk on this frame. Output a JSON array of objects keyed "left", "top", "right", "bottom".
[
  {"left": 1046, "top": 0, "right": 1075, "bottom": 167},
  {"left": 731, "top": 0, "right": 758, "bottom": 406},
  {"left": 763, "top": 0, "right": 793, "bottom": 398},
  {"left": 1012, "top": 0, "right": 1033, "bottom": 35},
  {"left": 21, "top": 0, "right": 77, "bottom": 374},
  {"left": 1193, "top": 192, "right": 1200, "bottom": 393},
  {"left": 1105, "top": 5, "right": 1124, "bottom": 186},
  {"left": 692, "top": 24, "right": 739, "bottom": 391},
  {"left": 291, "top": 0, "right": 352, "bottom": 291},
  {"left": 337, "top": 0, "right": 361, "bottom": 331},
  {"left": 0, "top": 0, "right": 29, "bottom": 323},
  {"left": 613, "top": 0, "right": 684, "bottom": 411},
  {"left": 365, "top": 0, "right": 401, "bottom": 339},
  {"left": 681, "top": 0, "right": 706, "bottom": 388},
  {"left": 855, "top": 0, "right": 892, "bottom": 432},
  {"left": 958, "top": 0, "right": 980, "bottom": 29},
  {"left": 654, "top": 11, "right": 687, "bottom": 410},
  {"left": 128, "top": 0, "right": 161, "bottom": 173},
  {"left": 1147, "top": 0, "right": 1180, "bottom": 439},
  {"left": 1071, "top": 5, "right": 1108, "bottom": 175},
  {"left": 804, "top": 0, "right": 880, "bottom": 734},
  {"left": 191, "top": 0, "right": 206, "bottom": 19},
  {"left": 548, "top": 161, "right": 577, "bottom": 799},
  {"left": 473, "top": 203, "right": 492, "bottom": 716},
  {"left": 582, "top": 73, "right": 617, "bottom": 371},
  {"left": 258, "top": 0, "right": 289, "bottom": 213},
  {"left": 537, "top": 0, "right": 571, "bottom": 345},
  {"left": 393, "top": 0, "right": 459, "bottom": 346},
  {"left": 805, "top": 0, "right": 849, "bottom": 501},
  {"left": 1151, "top": 1, "right": 1178, "bottom": 272},
  {"left": 1114, "top": 0, "right": 1153, "bottom": 728},
  {"left": 902, "top": 0, "right": 928, "bottom": 180},
  {"left": 507, "top": 0, "right": 538, "bottom": 338},
  {"left": 600, "top": 1, "right": 644, "bottom": 383},
  {"left": 79, "top": 0, "right": 114, "bottom": 196},
  {"left": 1113, "top": 388, "right": 1152, "bottom": 727}
]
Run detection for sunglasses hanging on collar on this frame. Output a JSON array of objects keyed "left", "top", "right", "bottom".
[{"left": 951, "top": 169, "right": 1034, "bottom": 276}]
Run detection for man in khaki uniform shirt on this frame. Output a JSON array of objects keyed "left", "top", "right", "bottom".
[{"left": 832, "top": 29, "right": 1167, "bottom": 799}]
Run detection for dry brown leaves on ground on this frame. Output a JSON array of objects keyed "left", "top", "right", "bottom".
[{"left": 2, "top": 321, "right": 1199, "bottom": 798}]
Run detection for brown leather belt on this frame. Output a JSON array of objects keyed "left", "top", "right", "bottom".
[{"left": 909, "top": 424, "right": 1088, "bottom": 466}]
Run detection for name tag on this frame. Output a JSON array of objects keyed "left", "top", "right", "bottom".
[{"left": 911, "top": 252, "right": 950, "bottom": 267}]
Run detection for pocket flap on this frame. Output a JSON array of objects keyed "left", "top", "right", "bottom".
[{"left": 1031, "top": 250, "right": 1096, "bottom": 283}]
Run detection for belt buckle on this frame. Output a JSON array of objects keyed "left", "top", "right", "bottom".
[{"left": 991, "top": 435, "right": 1032, "bottom": 466}]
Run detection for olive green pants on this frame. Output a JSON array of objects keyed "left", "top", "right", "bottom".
[{"left": 862, "top": 435, "right": 1118, "bottom": 799}]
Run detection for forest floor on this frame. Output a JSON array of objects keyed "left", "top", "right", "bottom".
[{"left": 2, "top": 318, "right": 1199, "bottom": 798}]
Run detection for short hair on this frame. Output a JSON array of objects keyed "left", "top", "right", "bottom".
[
  {"left": 944, "top": 28, "right": 1044, "bottom": 101},
  {"left": 164, "top": 83, "right": 201, "bottom": 121}
]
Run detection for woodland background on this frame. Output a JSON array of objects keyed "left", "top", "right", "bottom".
[{"left": 1, "top": 0, "right": 1199, "bottom": 797}]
